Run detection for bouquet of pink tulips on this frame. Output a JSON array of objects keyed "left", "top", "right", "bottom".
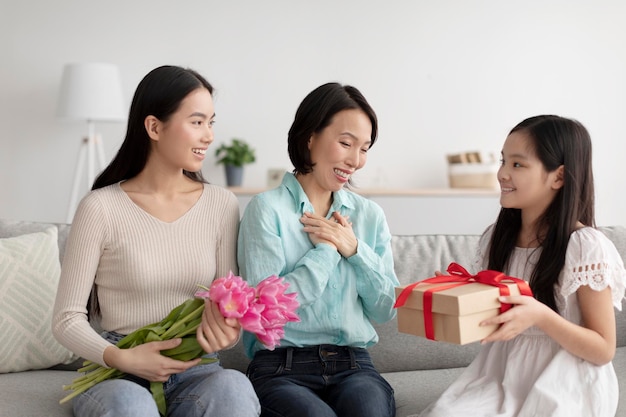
[
  {"left": 60, "top": 272, "right": 299, "bottom": 416},
  {"left": 198, "top": 272, "right": 300, "bottom": 350}
]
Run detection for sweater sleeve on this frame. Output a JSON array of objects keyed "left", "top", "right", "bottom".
[{"left": 52, "top": 192, "right": 115, "bottom": 367}]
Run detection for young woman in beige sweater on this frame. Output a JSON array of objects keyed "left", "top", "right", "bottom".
[{"left": 53, "top": 65, "right": 260, "bottom": 417}]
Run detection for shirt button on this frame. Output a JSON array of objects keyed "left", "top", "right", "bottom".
[{"left": 332, "top": 314, "right": 338, "bottom": 319}]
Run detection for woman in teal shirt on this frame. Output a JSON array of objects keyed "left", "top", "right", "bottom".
[{"left": 238, "top": 82, "right": 398, "bottom": 417}]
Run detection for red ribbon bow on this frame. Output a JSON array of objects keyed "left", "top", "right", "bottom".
[{"left": 394, "top": 262, "right": 533, "bottom": 341}]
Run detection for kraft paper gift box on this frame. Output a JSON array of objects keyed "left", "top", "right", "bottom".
[{"left": 394, "top": 263, "right": 532, "bottom": 345}]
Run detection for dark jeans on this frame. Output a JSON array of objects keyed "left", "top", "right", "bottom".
[{"left": 246, "top": 345, "right": 395, "bottom": 417}]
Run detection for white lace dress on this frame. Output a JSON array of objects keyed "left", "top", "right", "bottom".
[{"left": 418, "top": 227, "right": 626, "bottom": 417}]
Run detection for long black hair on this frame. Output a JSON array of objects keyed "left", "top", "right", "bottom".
[
  {"left": 92, "top": 65, "right": 213, "bottom": 190},
  {"left": 87, "top": 66, "right": 214, "bottom": 318},
  {"left": 488, "top": 115, "right": 595, "bottom": 311}
]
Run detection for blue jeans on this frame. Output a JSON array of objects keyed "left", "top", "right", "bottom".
[
  {"left": 246, "top": 345, "right": 395, "bottom": 417},
  {"left": 72, "top": 332, "right": 260, "bottom": 417}
]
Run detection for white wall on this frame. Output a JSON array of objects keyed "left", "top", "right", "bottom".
[{"left": 1, "top": 0, "right": 625, "bottom": 230}]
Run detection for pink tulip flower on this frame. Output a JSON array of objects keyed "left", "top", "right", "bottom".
[
  {"left": 207, "top": 272, "right": 255, "bottom": 318},
  {"left": 196, "top": 271, "right": 300, "bottom": 350}
]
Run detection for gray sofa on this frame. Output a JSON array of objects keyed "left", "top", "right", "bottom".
[{"left": 1, "top": 218, "right": 624, "bottom": 417}]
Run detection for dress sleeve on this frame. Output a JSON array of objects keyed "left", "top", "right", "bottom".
[{"left": 560, "top": 228, "right": 626, "bottom": 310}]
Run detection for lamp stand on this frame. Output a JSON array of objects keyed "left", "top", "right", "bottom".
[{"left": 66, "top": 121, "right": 106, "bottom": 223}]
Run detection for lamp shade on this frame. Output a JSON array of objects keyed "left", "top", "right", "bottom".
[{"left": 57, "top": 62, "right": 125, "bottom": 121}]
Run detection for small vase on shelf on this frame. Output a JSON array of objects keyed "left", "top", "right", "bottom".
[{"left": 225, "top": 165, "right": 244, "bottom": 187}]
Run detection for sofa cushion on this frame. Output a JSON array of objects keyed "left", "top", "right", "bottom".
[
  {"left": 0, "top": 227, "right": 76, "bottom": 373},
  {"left": 383, "top": 367, "right": 465, "bottom": 416},
  {"left": 0, "top": 370, "right": 75, "bottom": 416}
]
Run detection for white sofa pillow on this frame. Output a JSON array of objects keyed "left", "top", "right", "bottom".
[{"left": 0, "top": 227, "right": 76, "bottom": 373}]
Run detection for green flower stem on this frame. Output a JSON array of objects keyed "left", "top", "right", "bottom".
[
  {"left": 160, "top": 304, "right": 204, "bottom": 340},
  {"left": 60, "top": 367, "right": 121, "bottom": 404},
  {"left": 77, "top": 362, "right": 99, "bottom": 373},
  {"left": 175, "top": 318, "right": 202, "bottom": 338},
  {"left": 66, "top": 367, "right": 120, "bottom": 389}
]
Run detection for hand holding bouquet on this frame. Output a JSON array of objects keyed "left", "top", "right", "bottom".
[
  {"left": 197, "top": 272, "right": 300, "bottom": 350},
  {"left": 60, "top": 272, "right": 299, "bottom": 416}
]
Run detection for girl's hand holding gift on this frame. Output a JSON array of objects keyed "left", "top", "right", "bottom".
[{"left": 479, "top": 295, "right": 551, "bottom": 344}]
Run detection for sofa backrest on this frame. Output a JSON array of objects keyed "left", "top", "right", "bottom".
[
  {"left": 1, "top": 219, "right": 624, "bottom": 374},
  {"left": 0, "top": 219, "right": 71, "bottom": 262}
]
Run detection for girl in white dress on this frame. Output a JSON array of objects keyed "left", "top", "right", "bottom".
[{"left": 418, "top": 115, "right": 626, "bottom": 417}]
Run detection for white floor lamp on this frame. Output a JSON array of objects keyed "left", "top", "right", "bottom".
[{"left": 57, "top": 63, "right": 125, "bottom": 223}]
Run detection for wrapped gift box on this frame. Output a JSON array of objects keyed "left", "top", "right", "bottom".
[{"left": 395, "top": 281, "right": 525, "bottom": 345}]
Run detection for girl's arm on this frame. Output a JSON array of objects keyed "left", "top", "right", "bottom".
[{"left": 480, "top": 287, "right": 616, "bottom": 365}]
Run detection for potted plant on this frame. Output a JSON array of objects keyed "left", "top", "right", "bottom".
[{"left": 214, "top": 138, "right": 256, "bottom": 187}]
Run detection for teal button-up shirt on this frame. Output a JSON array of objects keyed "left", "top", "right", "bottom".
[{"left": 237, "top": 173, "right": 399, "bottom": 357}]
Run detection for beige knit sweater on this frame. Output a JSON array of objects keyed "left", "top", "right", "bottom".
[{"left": 52, "top": 182, "right": 240, "bottom": 366}]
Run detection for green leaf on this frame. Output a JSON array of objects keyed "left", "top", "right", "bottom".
[
  {"left": 145, "top": 329, "right": 164, "bottom": 343},
  {"left": 174, "top": 317, "right": 202, "bottom": 338},
  {"left": 214, "top": 138, "right": 256, "bottom": 167},
  {"left": 150, "top": 381, "right": 166, "bottom": 416},
  {"left": 160, "top": 336, "right": 200, "bottom": 357},
  {"left": 178, "top": 298, "right": 204, "bottom": 318}
]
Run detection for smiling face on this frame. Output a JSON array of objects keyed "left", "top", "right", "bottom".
[
  {"left": 302, "top": 108, "right": 372, "bottom": 195},
  {"left": 498, "top": 131, "right": 563, "bottom": 222},
  {"left": 147, "top": 87, "right": 215, "bottom": 173}
]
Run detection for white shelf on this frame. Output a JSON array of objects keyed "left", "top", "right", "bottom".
[
  {"left": 227, "top": 187, "right": 499, "bottom": 198},
  {"left": 229, "top": 186, "right": 502, "bottom": 235}
]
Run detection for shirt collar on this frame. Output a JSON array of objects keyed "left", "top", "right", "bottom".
[{"left": 282, "top": 172, "right": 356, "bottom": 216}]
